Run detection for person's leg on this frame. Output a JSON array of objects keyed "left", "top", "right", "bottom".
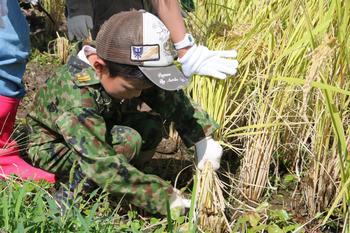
[
  {"left": 0, "top": 0, "right": 28, "bottom": 143},
  {"left": 27, "top": 119, "right": 77, "bottom": 177},
  {"left": 28, "top": 117, "right": 172, "bottom": 214},
  {"left": 0, "top": 0, "right": 28, "bottom": 98},
  {"left": 85, "top": 121, "right": 171, "bottom": 214},
  {"left": 119, "top": 111, "right": 163, "bottom": 167},
  {"left": 0, "top": 1, "right": 56, "bottom": 183}
]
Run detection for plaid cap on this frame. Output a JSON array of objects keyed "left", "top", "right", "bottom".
[{"left": 96, "top": 11, "right": 189, "bottom": 91}]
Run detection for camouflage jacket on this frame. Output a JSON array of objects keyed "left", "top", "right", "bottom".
[{"left": 28, "top": 55, "right": 218, "bottom": 159}]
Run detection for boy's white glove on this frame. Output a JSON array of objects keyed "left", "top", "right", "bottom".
[
  {"left": 0, "top": 0, "right": 7, "bottom": 28},
  {"left": 67, "top": 15, "right": 93, "bottom": 40},
  {"left": 195, "top": 137, "right": 223, "bottom": 170},
  {"left": 178, "top": 44, "right": 238, "bottom": 80},
  {"left": 170, "top": 188, "right": 191, "bottom": 217}
]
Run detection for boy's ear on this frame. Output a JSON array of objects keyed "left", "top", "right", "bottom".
[{"left": 92, "top": 56, "right": 107, "bottom": 75}]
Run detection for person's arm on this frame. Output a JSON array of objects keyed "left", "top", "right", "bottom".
[
  {"left": 55, "top": 107, "right": 173, "bottom": 214},
  {"left": 151, "top": 0, "right": 239, "bottom": 80},
  {"left": 141, "top": 88, "right": 223, "bottom": 170},
  {"left": 150, "top": 0, "right": 189, "bottom": 58},
  {"left": 141, "top": 88, "right": 219, "bottom": 147}
]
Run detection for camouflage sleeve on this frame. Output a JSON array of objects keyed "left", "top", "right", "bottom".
[
  {"left": 55, "top": 107, "right": 173, "bottom": 214},
  {"left": 141, "top": 88, "right": 219, "bottom": 147}
]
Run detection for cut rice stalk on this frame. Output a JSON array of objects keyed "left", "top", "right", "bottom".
[{"left": 195, "top": 161, "right": 229, "bottom": 232}]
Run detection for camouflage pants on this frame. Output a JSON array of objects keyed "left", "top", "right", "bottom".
[{"left": 27, "top": 111, "right": 172, "bottom": 214}]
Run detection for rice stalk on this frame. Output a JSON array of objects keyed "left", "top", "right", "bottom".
[
  {"left": 40, "top": 0, "right": 65, "bottom": 36},
  {"left": 194, "top": 162, "right": 229, "bottom": 232},
  {"left": 189, "top": 0, "right": 350, "bottom": 229},
  {"left": 48, "top": 32, "right": 70, "bottom": 64}
]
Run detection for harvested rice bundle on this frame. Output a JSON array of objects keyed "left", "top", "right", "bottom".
[
  {"left": 194, "top": 161, "right": 229, "bottom": 233},
  {"left": 48, "top": 32, "right": 70, "bottom": 64}
]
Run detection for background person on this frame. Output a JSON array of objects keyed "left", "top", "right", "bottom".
[{"left": 0, "top": 0, "right": 55, "bottom": 182}]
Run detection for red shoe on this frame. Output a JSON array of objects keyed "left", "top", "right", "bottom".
[{"left": 0, "top": 95, "right": 56, "bottom": 183}]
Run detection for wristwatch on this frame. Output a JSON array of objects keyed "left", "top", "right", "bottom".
[{"left": 174, "top": 33, "right": 195, "bottom": 50}]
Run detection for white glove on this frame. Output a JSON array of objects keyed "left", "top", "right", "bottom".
[
  {"left": 67, "top": 15, "right": 93, "bottom": 41},
  {"left": 170, "top": 188, "right": 191, "bottom": 217},
  {"left": 0, "top": 0, "right": 7, "bottom": 28},
  {"left": 24, "top": 0, "right": 39, "bottom": 5},
  {"left": 195, "top": 136, "right": 223, "bottom": 170},
  {"left": 178, "top": 44, "right": 238, "bottom": 79}
]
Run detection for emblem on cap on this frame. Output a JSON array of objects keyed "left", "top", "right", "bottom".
[
  {"left": 131, "top": 45, "right": 160, "bottom": 62},
  {"left": 132, "top": 46, "right": 143, "bottom": 59}
]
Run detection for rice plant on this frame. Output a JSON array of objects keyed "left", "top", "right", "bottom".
[
  {"left": 187, "top": 0, "right": 350, "bottom": 230},
  {"left": 39, "top": 0, "right": 65, "bottom": 36}
]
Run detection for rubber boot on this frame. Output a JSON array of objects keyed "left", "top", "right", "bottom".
[{"left": 0, "top": 95, "right": 56, "bottom": 183}]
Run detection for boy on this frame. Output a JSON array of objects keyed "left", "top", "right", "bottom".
[{"left": 27, "top": 11, "right": 224, "bottom": 215}]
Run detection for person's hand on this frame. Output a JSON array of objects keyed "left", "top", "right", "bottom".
[
  {"left": 195, "top": 136, "right": 223, "bottom": 170},
  {"left": 178, "top": 44, "right": 238, "bottom": 79},
  {"left": 67, "top": 15, "right": 93, "bottom": 41},
  {"left": 24, "top": 0, "right": 39, "bottom": 5},
  {"left": 170, "top": 188, "right": 191, "bottom": 218}
]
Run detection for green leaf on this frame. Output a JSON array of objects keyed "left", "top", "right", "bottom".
[
  {"left": 2, "top": 191, "right": 9, "bottom": 229},
  {"left": 267, "top": 224, "right": 284, "bottom": 233},
  {"left": 150, "top": 217, "right": 160, "bottom": 225},
  {"left": 75, "top": 207, "right": 89, "bottom": 230},
  {"left": 283, "top": 223, "right": 303, "bottom": 232},
  {"left": 256, "top": 202, "right": 269, "bottom": 213},
  {"left": 14, "top": 220, "right": 24, "bottom": 233},
  {"left": 283, "top": 174, "right": 296, "bottom": 184},
  {"left": 247, "top": 212, "right": 261, "bottom": 227},
  {"left": 131, "top": 220, "right": 141, "bottom": 232},
  {"left": 15, "top": 184, "right": 27, "bottom": 221},
  {"left": 270, "top": 209, "right": 290, "bottom": 221}
]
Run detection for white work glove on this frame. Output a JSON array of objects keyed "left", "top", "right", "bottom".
[
  {"left": 195, "top": 136, "right": 223, "bottom": 171},
  {"left": 67, "top": 15, "right": 93, "bottom": 41},
  {"left": 0, "top": 0, "right": 7, "bottom": 28},
  {"left": 178, "top": 44, "right": 238, "bottom": 80},
  {"left": 170, "top": 188, "right": 191, "bottom": 217},
  {"left": 24, "top": 0, "right": 39, "bottom": 5}
]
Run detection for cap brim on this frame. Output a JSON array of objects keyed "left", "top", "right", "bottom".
[{"left": 138, "top": 65, "right": 189, "bottom": 91}]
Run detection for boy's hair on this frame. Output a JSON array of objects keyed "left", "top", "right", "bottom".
[
  {"left": 104, "top": 60, "right": 153, "bottom": 87},
  {"left": 104, "top": 59, "right": 145, "bottom": 79}
]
